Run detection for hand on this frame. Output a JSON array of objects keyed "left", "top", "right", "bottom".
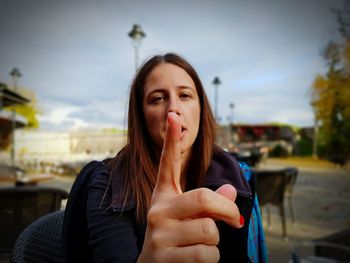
[{"left": 138, "top": 112, "right": 243, "bottom": 263}]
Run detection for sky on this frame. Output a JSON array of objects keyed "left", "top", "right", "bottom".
[{"left": 0, "top": 0, "right": 344, "bottom": 132}]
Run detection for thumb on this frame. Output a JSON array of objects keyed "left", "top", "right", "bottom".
[
  {"left": 155, "top": 112, "right": 182, "bottom": 194},
  {"left": 215, "top": 184, "right": 237, "bottom": 202}
]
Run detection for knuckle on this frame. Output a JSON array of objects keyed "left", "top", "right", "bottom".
[
  {"left": 195, "top": 188, "right": 212, "bottom": 208},
  {"left": 147, "top": 207, "right": 162, "bottom": 229},
  {"left": 146, "top": 208, "right": 167, "bottom": 252},
  {"left": 193, "top": 245, "right": 219, "bottom": 263},
  {"left": 193, "top": 245, "right": 207, "bottom": 263},
  {"left": 148, "top": 231, "right": 163, "bottom": 251},
  {"left": 200, "top": 218, "right": 219, "bottom": 245}
]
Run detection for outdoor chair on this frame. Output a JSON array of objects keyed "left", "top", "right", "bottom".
[
  {"left": 315, "top": 228, "right": 350, "bottom": 248},
  {"left": 283, "top": 167, "right": 298, "bottom": 225},
  {"left": 0, "top": 186, "right": 68, "bottom": 256},
  {"left": 252, "top": 167, "right": 298, "bottom": 240},
  {"left": 0, "top": 164, "right": 25, "bottom": 181},
  {"left": 231, "top": 151, "right": 263, "bottom": 167},
  {"left": 10, "top": 210, "right": 65, "bottom": 263},
  {"left": 291, "top": 241, "right": 350, "bottom": 262}
]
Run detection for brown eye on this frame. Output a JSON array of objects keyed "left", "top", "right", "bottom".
[
  {"left": 180, "top": 93, "right": 192, "bottom": 100},
  {"left": 151, "top": 96, "right": 165, "bottom": 104}
]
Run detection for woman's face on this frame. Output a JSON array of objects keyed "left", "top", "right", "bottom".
[{"left": 143, "top": 63, "right": 201, "bottom": 160}]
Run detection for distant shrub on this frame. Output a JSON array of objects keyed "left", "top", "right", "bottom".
[
  {"left": 296, "top": 138, "right": 313, "bottom": 156},
  {"left": 270, "top": 144, "right": 289, "bottom": 157}
]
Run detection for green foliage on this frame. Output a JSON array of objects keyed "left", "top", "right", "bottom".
[
  {"left": 296, "top": 138, "right": 313, "bottom": 156},
  {"left": 5, "top": 104, "right": 40, "bottom": 128},
  {"left": 311, "top": 5, "right": 350, "bottom": 165},
  {"left": 270, "top": 144, "right": 289, "bottom": 157},
  {"left": 4, "top": 87, "right": 40, "bottom": 129}
]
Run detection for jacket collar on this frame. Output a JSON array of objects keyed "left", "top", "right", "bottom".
[{"left": 110, "top": 146, "right": 252, "bottom": 211}]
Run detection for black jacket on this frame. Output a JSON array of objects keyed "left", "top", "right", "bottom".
[{"left": 63, "top": 148, "right": 254, "bottom": 262}]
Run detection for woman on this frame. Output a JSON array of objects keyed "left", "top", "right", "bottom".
[{"left": 63, "top": 53, "right": 267, "bottom": 262}]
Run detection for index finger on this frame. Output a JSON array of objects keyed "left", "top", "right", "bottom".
[{"left": 155, "top": 112, "right": 182, "bottom": 194}]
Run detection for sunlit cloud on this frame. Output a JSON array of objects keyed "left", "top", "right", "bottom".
[{"left": 0, "top": 0, "right": 343, "bottom": 131}]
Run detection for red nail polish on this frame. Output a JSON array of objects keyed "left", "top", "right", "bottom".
[{"left": 240, "top": 215, "right": 245, "bottom": 226}]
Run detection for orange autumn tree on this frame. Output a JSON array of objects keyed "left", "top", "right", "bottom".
[
  {"left": 311, "top": 3, "right": 350, "bottom": 164},
  {"left": 4, "top": 86, "right": 40, "bottom": 129}
]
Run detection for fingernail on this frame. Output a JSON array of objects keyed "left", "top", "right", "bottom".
[{"left": 240, "top": 215, "right": 245, "bottom": 226}]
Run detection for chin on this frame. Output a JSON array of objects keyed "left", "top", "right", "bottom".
[{"left": 180, "top": 141, "right": 194, "bottom": 155}]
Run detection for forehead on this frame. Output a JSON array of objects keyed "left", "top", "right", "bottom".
[{"left": 144, "top": 63, "right": 195, "bottom": 92}]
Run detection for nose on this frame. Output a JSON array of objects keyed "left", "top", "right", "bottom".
[{"left": 167, "top": 97, "right": 181, "bottom": 116}]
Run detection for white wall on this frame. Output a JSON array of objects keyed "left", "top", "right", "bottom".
[{"left": 14, "top": 130, "right": 126, "bottom": 163}]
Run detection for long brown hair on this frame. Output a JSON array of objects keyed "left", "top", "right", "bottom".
[{"left": 109, "top": 53, "right": 216, "bottom": 222}]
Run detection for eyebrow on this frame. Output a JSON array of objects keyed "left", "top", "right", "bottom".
[
  {"left": 177, "top": 85, "right": 195, "bottom": 90},
  {"left": 145, "top": 85, "right": 195, "bottom": 97}
]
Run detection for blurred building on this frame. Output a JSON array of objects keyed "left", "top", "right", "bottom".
[
  {"left": 231, "top": 124, "right": 296, "bottom": 144},
  {"left": 14, "top": 130, "right": 127, "bottom": 164},
  {"left": 216, "top": 123, "right": 298, "bottom": 156}
]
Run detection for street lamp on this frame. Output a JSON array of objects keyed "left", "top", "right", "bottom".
[
  {"left": 311, "top": 101, "right": 318, "bottom": 159},
  {"left": 212, "top": 76, "right": 221, "bottom": 122},
  {"left": 229, "top": 102, "right": 235, "bottom": 145},
  {"left": 9, "top": 67, "right": 22, "bottom": 166},
  {"left": 128, "top": 24, "right": 146, "bottom": 72},
  {"left": 10, "top": 68, "right": 22, "bottom": 90},
  {"left": 229, "top": 102, "right": 235, "bottom": 124}
]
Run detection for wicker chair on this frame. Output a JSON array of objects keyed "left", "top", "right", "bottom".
[
  {"left": 252, "top": 167, "right": 298, "bottom": 240},
  {"left": 0, "top": 186, "right": 68, "bottom": 255},
  {"left": 10, "top": 210, "right": 65, "bottom": 263}
]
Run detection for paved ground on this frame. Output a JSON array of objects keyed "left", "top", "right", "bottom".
[
  {"left": 2, "top": 158, "right": 349, "bottom": 262},
  {"left": 258, "top": 159, "right": 350, "bottom": 262},
  {"left": 42, "top": 158, "right": 350, "bottom": 262}
]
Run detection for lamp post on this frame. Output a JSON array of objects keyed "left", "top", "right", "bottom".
[
  {"left": 229, "top": 102, "right": 234, "bottom": 124},
  {"left": 212, "top": 76, "right": 221, "bottom": 122},
  {"left": 9, "top": 68, "right": 22, "bottom": 166},
  {"left": 229, "top": 102, "right": 235, "bottom": 145},
  {"left": 128, "top": 24, "right": 146, "bottom": 72},
  {"left": 311, "top": 101, "right": 318, "bottom": 159}
]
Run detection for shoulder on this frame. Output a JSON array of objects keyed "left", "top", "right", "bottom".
[
  {"left": 63, "top": 159, "right": 110, "bottom": 259},
  {"left": 86, "top": 160, "right": 111, "bottom": 190},
  {"left": 67, "top": 160, "right": 108, "bottom": 202},
  {"left": 86, "top": 156, "right": 136, "bottom": 211},
  {"left": 208, "top": 146, "right": 242, "bottom": 179},
  {"left": 79, "top": 160, "right": 109, "bottom": 181},
  {"left": 205, "top": 146, "right": 252, "bottom": 197}
]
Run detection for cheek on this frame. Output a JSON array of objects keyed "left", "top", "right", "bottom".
[
  {"left": 193, "top": 102, "right": 201, "bottom": 123},
  {"left": 188, "top": 104, "right": 201, "bottom": 136},
  {"left": 144, "top": 111, "right": 164, "bottom": 141},
  {"left": 194, "top": 109, "right": 201, "bottom": 133}
]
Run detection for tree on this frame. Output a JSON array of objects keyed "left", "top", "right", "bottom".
[{"left": 311, "top": 1, "right": 350, "bottom": 165}]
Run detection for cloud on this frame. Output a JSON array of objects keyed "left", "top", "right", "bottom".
[
  {"left": 0, "top": 0, "right": 344, "bottom": 131},
  {"left": 38, "top": 98, "right": 127, "bottom": 131}
]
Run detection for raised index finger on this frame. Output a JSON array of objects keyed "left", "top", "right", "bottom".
[{"left": 155, "top": 112, "right": 182, "bottom": 194}]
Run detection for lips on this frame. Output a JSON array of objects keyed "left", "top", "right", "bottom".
[
  {"left": 162, "top": 125, "right": 187, "bottom": 139},
  {"left": 180, "top": 126, "right": 187, "bottom": 139}
]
